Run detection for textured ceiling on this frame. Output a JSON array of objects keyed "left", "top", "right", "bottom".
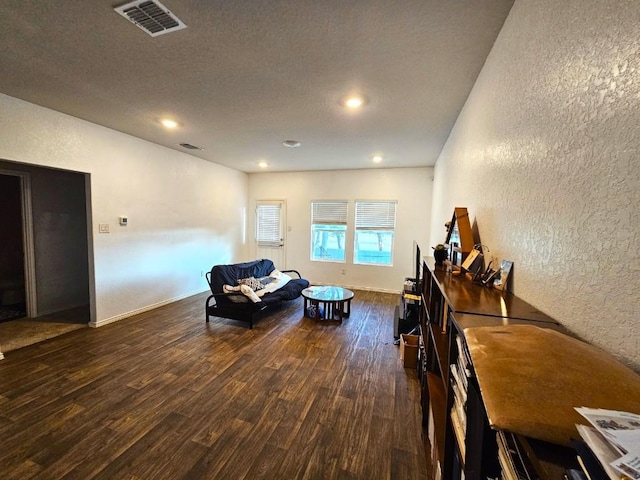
[{"left": 0, "top": 0, "right": 514, "bottom": 173}]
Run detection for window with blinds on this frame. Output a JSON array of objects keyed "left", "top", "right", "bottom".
[
  {"left": 256, "top": 203, "right": 282, "bottom": 246},
  {"left": 310, "top": 201, "right": 348, "bottom": 262},
  {"left": 354, "top": 201, "right": 397, "bottom": 265}
]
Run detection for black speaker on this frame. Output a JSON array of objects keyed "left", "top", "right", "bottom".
[{"left": 394, "top": 304, "right": 419, "bottom": 339}]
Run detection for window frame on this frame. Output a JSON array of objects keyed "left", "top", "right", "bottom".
[
  {"left": 353, "top": 200, "right": 397, "bottom": 266},
  {"left": 310, "top": 200, "right": 349, "bottom": 263}
]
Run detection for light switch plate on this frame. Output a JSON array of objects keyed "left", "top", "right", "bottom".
[{"left": 99, "top": 223, "right": 109, "bottom": 233}]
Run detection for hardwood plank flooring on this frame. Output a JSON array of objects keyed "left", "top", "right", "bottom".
[{"left": 0, "top": 290, "right": 427, "bottom": 479}]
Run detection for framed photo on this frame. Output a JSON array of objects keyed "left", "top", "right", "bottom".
[
  {"left": 493, "top": 260, "right": 513, "bottom": 291},
  {"left": 461, "top": 248, "right": 484, "bottom": 275}
]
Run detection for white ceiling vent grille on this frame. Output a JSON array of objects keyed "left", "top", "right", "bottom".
[{"left": 115, "top": 0, "right": 187, "bottom": 37}]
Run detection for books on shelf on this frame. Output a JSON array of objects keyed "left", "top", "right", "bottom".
[
  {"left": 455, "top": 335, "right": 472, "bottom": 370},
  {"left": 497, "top": 431, "right": 533, "bottom": 480},
  {"left": 497, "top": 432, "right": 518, "bottom": 480},
  {"left": 450, "top": 410, "right": 466, "bottom": 461},
  {"left": 449, "top": 336, "right": 471, "bottom": 465},
  {"left": 450, "top": 366, "right": 468, "bottom": 406},
  {"left": 456, "top": 356, "right": 470, "bottom": 390}
]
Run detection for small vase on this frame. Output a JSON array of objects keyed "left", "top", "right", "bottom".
[{"left": 434, "top": 249, "right": 447, "bottom": 265}]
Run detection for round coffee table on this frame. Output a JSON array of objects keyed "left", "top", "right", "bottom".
[{"left": 302, "top": 286, "right": 354, "bottom": 323}]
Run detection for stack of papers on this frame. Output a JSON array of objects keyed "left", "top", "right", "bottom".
[{"left": 575, "top": 407, "right": 640, "bottom": 479}]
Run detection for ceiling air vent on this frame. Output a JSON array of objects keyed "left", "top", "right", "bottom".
[
  {"left": 179, "top": 143, "right": 204, "bottom": 150},
  {"left": 115, "top": 0, "right": 187, "bottom": 37}
]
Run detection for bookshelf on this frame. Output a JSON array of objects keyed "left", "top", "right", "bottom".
[
  {"left": 418, "top": 255, "right": 640, "bottom": 480},
  {"left": 417, "top": 200, "right": 640, "bottom": 479},
  {"left": 418, "top": 256, "right": 578, "bottom": 480}
]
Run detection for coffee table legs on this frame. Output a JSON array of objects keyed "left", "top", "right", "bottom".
[
  {"left": 342, "top": 298, "right": 351, "bottom": 319},
  {"left": 304, "top": 298, "right": 352, "bottom": 323},
  {"left": 334, "top": 299, "right": 352, "bottom": 323}
]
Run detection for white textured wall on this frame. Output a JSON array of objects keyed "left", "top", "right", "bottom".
[
  {"left": 431, "top": 0, "right": 640, "bottom": 369},
  {"left": 0, "top": 94, "right": 248, "bottom": 326},
  {"left": 249, "top": 168, "right": 433, "bottom": 292}
]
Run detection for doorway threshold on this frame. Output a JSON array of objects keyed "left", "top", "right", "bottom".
[{"left": 0, "top": 305, "right": 89, "bottom": 354}]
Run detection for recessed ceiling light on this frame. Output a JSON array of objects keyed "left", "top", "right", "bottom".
[
  {"left": 372, "top": 155, "right": 383, "bottom": 163},
  {"left": 342, "top": 95, "right": 367, "bottom": 109},
  {"left": 346, "top": 97, "right": 363, "bottom": 108},
  {"left": 258, "top": 161, "right": 268, "bottom": 168},
  {"left": 282, "top": 140, "right": 301, "bottom": 148},
  {"left": 160, "top": 118, "right": 179, "bottom": 129}
]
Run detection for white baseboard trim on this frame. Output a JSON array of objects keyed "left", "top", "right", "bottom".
[
  {"left": 88, "top": 283, "right": 399, "bottom": 329},
  {"left": 89, "top": 289, "right": 207, "bottom": 328},
  {"left": 311, "top": 282, "right": 399, "bottom": 295}
]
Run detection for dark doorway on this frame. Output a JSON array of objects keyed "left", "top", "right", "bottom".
[
  {"left": 0, "top": 162, "right": 91, "bottom": 355},
  {"left": 0, "top": 174, "right": 26, "bottom": 322}
]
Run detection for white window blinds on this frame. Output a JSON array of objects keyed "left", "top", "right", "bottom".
[
  {"left": 355, "top": 201, "right": 397, "bottom": 230},
  {"left": 256, "top": 203, "right": 281, "bottom": 245},
  {"left": 311, "top": 201, "right": 348, "bottom": 225}
]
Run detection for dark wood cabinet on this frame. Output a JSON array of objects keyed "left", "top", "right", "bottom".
[{"left": 418, "top": 257, "right": 576, "bottom": 480}]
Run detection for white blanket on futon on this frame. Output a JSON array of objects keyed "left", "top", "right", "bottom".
[{"left": 223, "top": 269, "right": 292, "bottom": 303}]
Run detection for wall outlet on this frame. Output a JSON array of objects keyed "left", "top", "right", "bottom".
[
  {"left": 98, "top": 223, "right": 109, "bottom": 233},
  {"left": 341, "top": 269, "right": 346, "bottom": 275}
]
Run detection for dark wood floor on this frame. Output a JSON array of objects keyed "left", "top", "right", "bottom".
[{"left": 0, "top": 290, "right": 427, "bottom": 479}]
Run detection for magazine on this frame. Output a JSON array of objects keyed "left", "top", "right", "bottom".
[{"left": 575, "top": 407, "right": 640, "bottom": 479}]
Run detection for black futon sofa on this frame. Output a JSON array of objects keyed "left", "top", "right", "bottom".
[{"left": 205, "top": 259, "right": 309, "bottom": 328}]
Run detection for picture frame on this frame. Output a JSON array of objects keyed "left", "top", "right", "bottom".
[
  {"left": 493, "top": 260, "right": 513, "bottom": 291},
  {"left": 461, "top": 248, "right": 482, "bottom": 272}
]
